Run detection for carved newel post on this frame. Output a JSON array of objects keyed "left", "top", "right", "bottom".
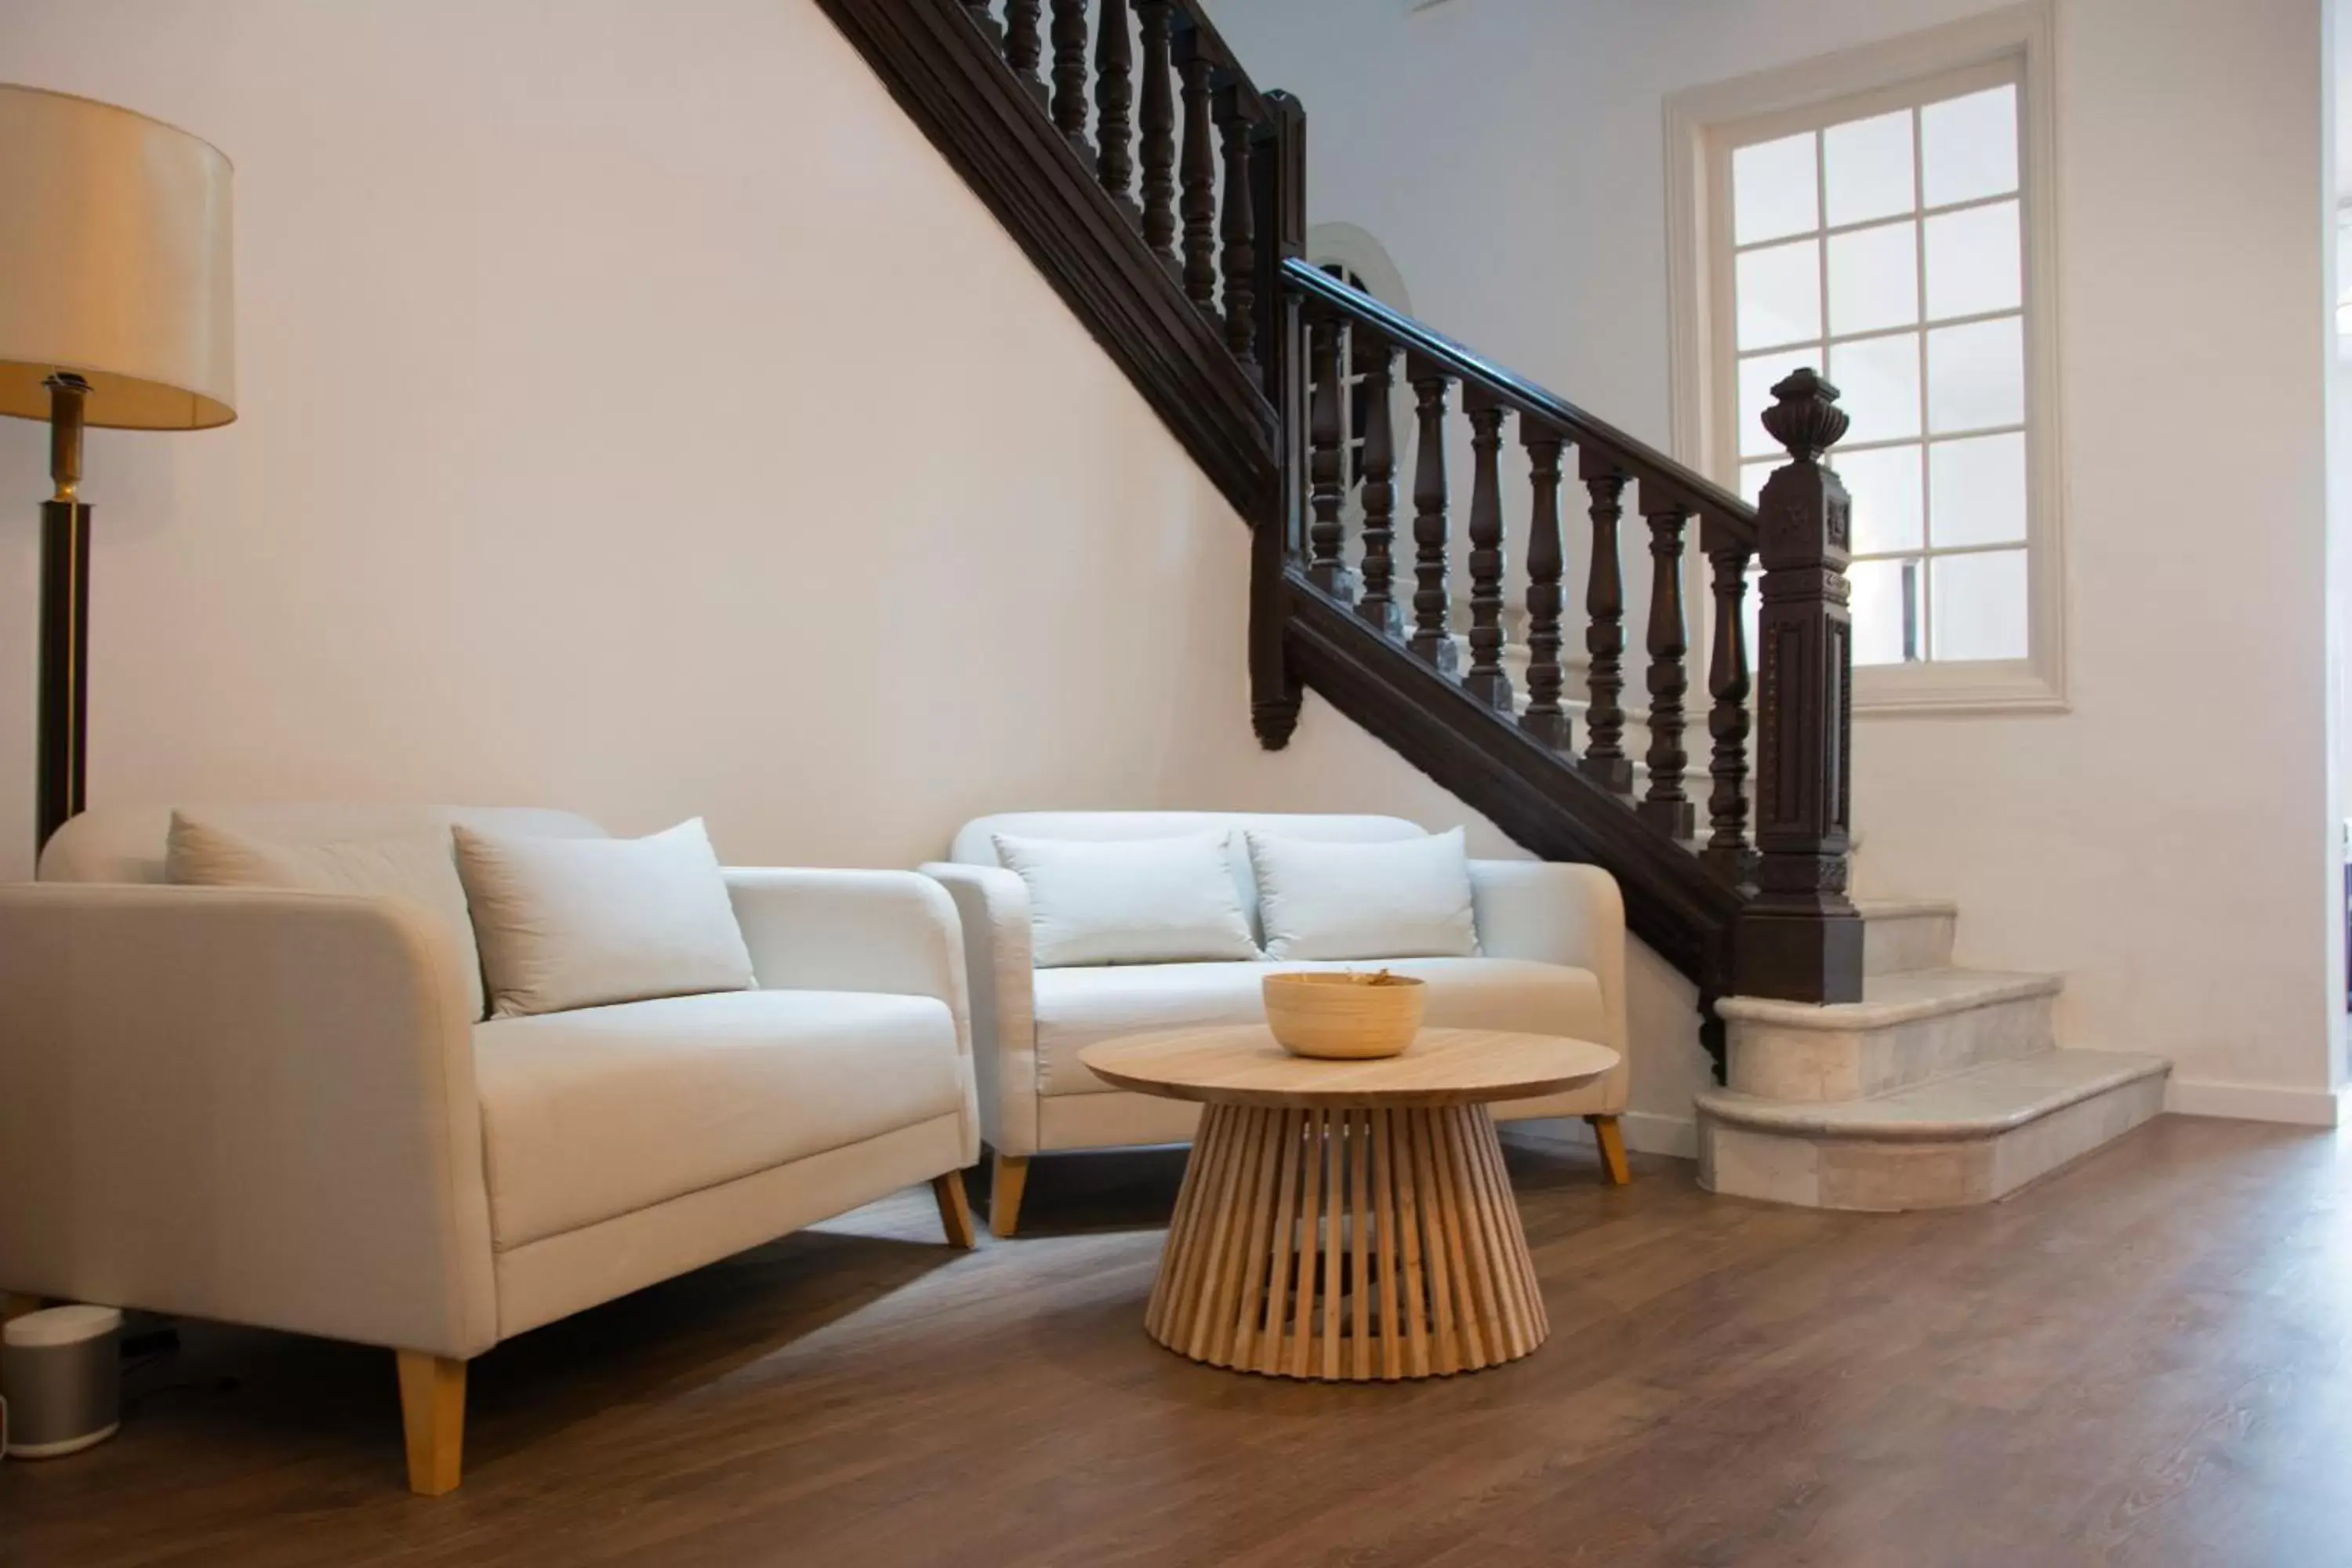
[{"left": 1735, "top": 370, "right": 1864, "bottom": 1004}]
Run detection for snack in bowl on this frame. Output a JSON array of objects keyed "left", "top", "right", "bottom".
[{"left": 1261, "top": 969, "right": 1427, "bottom": 1059}]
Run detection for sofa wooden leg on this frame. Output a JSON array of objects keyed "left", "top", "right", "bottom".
[
  {"left": 395, "top": 1350, "right": 466, "bottom": 1497},
  {"left": 990, "top": 1152, "right": 1030, "bottom": 1240},
  {"left": 1586, "top": 1115, "right": 1632, "bottom": 1185},
  {"left": 933, "top": 1171, "right": 978, "bottom": 1249}
]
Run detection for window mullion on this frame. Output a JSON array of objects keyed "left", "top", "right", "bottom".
[
  {"left": 1820, "top": 304, "right": 2023, "bottom": 349},
  {"left": 1910, "top": 102, "right": 1933, "bottom": 661},
  {"left": 1737, "top": 190, "right": 2018, "bottom": 252},
  {"left": 1813, "top": 131, "right": 1831, "bottom": 399}
]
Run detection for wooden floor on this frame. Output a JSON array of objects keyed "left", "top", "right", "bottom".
[{"left": 3, "top": 1114, "right": 2347, "bottom": 1566}]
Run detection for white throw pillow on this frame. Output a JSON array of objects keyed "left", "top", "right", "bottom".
[
  {"left": 168, "top": 812, "right": 488, "bottom": 1020},
  {"left": 1246, "top": 827, "right": 1480, "bottom": 961},
  {"left": 993, "top": 831, "right": 1260, "bottom": 967},
  {"left": 454, "top": 818, "right": 755, "bottom": 1018}
]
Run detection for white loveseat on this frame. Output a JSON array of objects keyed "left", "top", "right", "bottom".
[
  {"left": 923, "top": 812, "right": 1630, "bottom": 1236},
  {"left": 0, "top": 805, "right": 979, "bottom": 1494}
]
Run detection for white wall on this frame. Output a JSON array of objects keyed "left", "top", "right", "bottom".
[
  {"left": 13, "top": 0, "right": 2321, "bottom": 1146},
  {"left": 0, "top": 0, "right": 1283, "bottom": 872},
  {"left": 0, "top": 0, "right": 1711, "bottom": 1146},
  {"left": 2332, "top": 0, "right": 2352, "bottom": 1091},
  {"left": 1218, "top": 0, "right": 2347, "bottom": 1120}
]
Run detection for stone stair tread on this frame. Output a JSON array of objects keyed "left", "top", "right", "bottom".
[
  {"left": 1697, "top": 1048, "right": 2170, "bottom": 1142},
  {"left": 1715, "top": 966, "right": 2060, "bottom": 1029}
]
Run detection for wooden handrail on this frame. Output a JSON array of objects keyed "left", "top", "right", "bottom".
[
  {"left": 1282, "top": 259, "right": 1754, "bottom": 544},
  {"left": 826, "top": 0, "right": 1865, "bottom": 1038},
  {"left": 1169, "top": 4, "right": 1270, "bottom": 124},
  {"left": 1277, "top": 258, "right": 1865, "bottom": 1007}
]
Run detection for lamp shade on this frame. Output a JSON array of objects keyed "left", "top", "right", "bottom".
[{"left": 0, "top": 84, "right": 234, "bottom": 430}]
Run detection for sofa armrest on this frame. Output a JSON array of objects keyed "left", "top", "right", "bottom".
[
  {"left": 726, "top": 867, "right": 978, "bottom": 1167},
  {"left": 917, "top": 863, "right": 1038, "bottom": 1157},
  {"left": 724, "top": 868, "right": 971, "bottom": 1040},
  {"left": 1470, "top": 860, "right": 1629, "bottom": 1056},
  {"left": 0, "top": 884, "right": 498, "bottom": 1359}
]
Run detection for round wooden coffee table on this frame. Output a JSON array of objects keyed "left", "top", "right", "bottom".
[{"left": 1078, "top": 1026, "right": 1617, "bottom": 1383}]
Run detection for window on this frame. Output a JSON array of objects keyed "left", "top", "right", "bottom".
[{"left": 1668, "top": 9, "right": 2063, "bottom": 712}]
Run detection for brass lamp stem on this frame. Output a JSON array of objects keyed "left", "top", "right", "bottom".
[
  {"left": 47, "top": 372, "right": 88, "bottom": 502},
  {"left": 36, "top": 372, "right": 93, "bottom": 849}
]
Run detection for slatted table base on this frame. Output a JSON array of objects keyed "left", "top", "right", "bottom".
[{"left": 1143, "top": 1102, "right": 1548, "bottom": 1381}]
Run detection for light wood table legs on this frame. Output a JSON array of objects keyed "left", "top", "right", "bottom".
[
  {"left": 933, "top": 1172, "right": 978, "bottom": 1250},
  {"left": 989, "top": 1152, "right": 1030, "bottom": 1240},
  {"left": 1588, "top": 1113, "right": 1632, "bottom": 1185},
  {"left": 1144, "top": 1102, "right": 1548, "bottom": 1381},
  {"left": 396, "top": 1351, "right": 466, "bottom": 1497}
]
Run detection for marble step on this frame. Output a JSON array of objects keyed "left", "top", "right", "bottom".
[
  {"left": 1696, "top": 1048, "right": 2171, "bottom": 1211},
  {"left": 1715, "top": 967, "right": 2060, "bottom": 1102},
  {"left": 1855, "top": 897, "right": 1958, "bottom": 975}
]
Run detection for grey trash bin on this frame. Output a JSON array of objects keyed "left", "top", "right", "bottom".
[{"left": 2, "top": 1305, "right": 122, "bottom": 1458}]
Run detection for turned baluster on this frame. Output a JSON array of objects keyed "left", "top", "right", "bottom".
[
  {"left": 1520, "top": 425, "right": 1570, "bottom": 750},
  {"left": 1355, "top": 332, "right": 1399, "bottom": 637},
  {"left": 1094, "top": 0, "right": 1135, "bottom": 212},
  {"left": 1050, "top": 0, "right": 1091, "bottom": 150},
  {"left": 1004, "top": 1, "right": 1046, "bottom": 105},
  {"left": 1177, "top": 45, "right": 1218, "bottom": 315},
  {"left": 1137, "top": 1, "right": 1178, "bottom": 267},
  {"left": 1247, "top": 91, "right": 1308, "bottom": 756},
  {"left": 1738, "top": 368, "right": 1864, "bottom": 1003},
  {"left": 1216, "top": 86, "right": 1257, "bottom": 373},
  {"left": 1461, "top": 393, "right": 1512, "bottom": 712},
  {"left": 1408, "top": 368, "right": 1456, "bottom": 671},
  {"left": 959, "top": 0, "right": 1004, "bottom": 49},
  {"left": 1305, "top": 314, "right": 1349, "bottom": 595},
  {"left": 1578, "top": 456, "right": 1634, "bottom": 795},
  {"left": 1702, "top": 524, "right": 1755, "bottom": 884},
  {"left": 1639, "top": 501, "right": 1696, "bottom": 839}
]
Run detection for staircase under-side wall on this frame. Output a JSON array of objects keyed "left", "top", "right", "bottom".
[{"left": 819, "top": 0, "right": 2169, "bottom": 1207}]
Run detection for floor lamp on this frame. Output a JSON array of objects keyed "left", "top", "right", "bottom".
[{"left": 0, "top": 85, "right": 235, "bottom": 852}]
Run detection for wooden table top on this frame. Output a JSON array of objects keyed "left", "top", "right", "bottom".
[{"left": 1077, "top": 1026, "right": 1619, "bottom": 1109}]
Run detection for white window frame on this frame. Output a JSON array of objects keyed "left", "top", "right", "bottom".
[
  {"left": 1307, "top": 222, "right": 1414, "bottom": 316},
  {"left": 1665, "top": 3, "right": 2066, "bottom": 716}
]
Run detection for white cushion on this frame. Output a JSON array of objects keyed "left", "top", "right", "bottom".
[
  {"left": 949, "top": 811, "right": 1428, "bottom": 942},
  {"left": 1030, "top": 956, "right": 1604, "bottom": 1097},
  {"left": 473, "top": 989, "right": 964, "bottom": 1248},
  {"left": 456, "top": 818, "right": 756, "bottom": 1018},
  {"left": 166, "top": 811, "right": 488, "bottom": 1020},
  {"left": 1247, "top": 826, "right": 1479, "bottom": 960},
  {"left": 993, "top": 831, "right": 1260, "bottom": 967},
  {"left": 43, "top": 804, "right": 606, "bottom": 887}
]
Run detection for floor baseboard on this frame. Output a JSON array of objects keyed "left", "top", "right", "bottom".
[
  {"left": 1502, "top": 1112, "right": 1697, "bottom": 1162},
  {"left": 2165, "top": 1079, "right": 2346, "bottom": 1127}
]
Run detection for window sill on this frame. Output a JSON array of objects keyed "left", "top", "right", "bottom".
[{"left": 1853, "top": 659, "right": 2067, "bottom": 717}]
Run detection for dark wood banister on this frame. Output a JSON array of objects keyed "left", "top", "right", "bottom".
[
  {"left": 1274, "top": 256, "right": 1865, "bottom": 1009},
  {"left": 824, "top": 0, "right": 1864, "bottom": 1034},
  {"left": 1168, "top": 4, "right": 1269, "bottom": 124},
  {"left": 818, "top": 0, "right": 1279, "bottom": 524},
  {"left": 1283, "top": 259, "right": 1755, "bottom": 543}
]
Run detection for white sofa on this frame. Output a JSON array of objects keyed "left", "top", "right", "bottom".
[
  {"left": 0, "top": 805, "right": 979, "bottom": 1495},
  {"left": 923, "top": 812, "right": 1630, "bottom": 1237}
]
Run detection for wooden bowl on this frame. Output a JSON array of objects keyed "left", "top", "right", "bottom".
[{"left": 1261, "top": 971, "right": 1427, "bottom": 1060}]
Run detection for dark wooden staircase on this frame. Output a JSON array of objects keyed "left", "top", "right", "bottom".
[{"left": 820, "top": 0, "right": 1868, "bottom": 1069}]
